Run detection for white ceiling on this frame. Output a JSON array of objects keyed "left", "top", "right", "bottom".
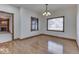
[{"left": 11, "top": 4, "right": 76, "bottom": 14}]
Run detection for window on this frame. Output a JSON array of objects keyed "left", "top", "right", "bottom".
[
  {"left": 0, "top": 18, "right": 9, "bottom": 32},
  {"left": 47, "top": 16, "right": 64, "bottom": 32},
  {"left": 31, "top": 17, "right": 39, "bottom": 31}
]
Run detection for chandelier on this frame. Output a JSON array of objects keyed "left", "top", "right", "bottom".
[{"left": 43, "top": 4, "right": 51, "bottom": 16}]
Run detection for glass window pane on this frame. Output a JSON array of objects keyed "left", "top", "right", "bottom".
[
  {"left": 48, "top": 16, "right": 64, "bottom": 31},
  {"left": 31, "top": 17, "right": 38, "bottom": 31}
]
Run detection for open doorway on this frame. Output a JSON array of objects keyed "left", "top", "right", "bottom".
[{"left": 0, "top": 11, "right": 14, "bottom": 41}]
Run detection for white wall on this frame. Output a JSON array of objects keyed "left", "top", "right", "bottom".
[
  {"left": 0, "top": 33, "right": 12, "bottom": 43},
  {"left": 0, "top": 5, "right": 43, "bottom": 42},
  {"left": 0, "top": 4, "right": 20, "bottom": 43},
  {"left": 42, "top": 5, "right": 77, "bottom": 40},
  {"left": 0, "top": 4, "right": 77, "bottom": 43},
  {"left": 19, "top": 8, "right": 42, "bottom": 39},
  {"left": 77, "top": 5, "right": 79, "bottom": 47}
]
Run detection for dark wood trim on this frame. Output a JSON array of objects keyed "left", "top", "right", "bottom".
[
  {"left": 40, "top": 34, "right": 76, "bottom": 41},
  {"left": 20, "top": 34, "right": 41, "bottom": 40},
  {"left": 0, "top": 11, "right": 14, "bottom": 41},
  {"left": 31, "top": 16, "right": 39, "bottom": 31},
  {"left": 18, "top": 34, "right": 76, "bottom": 42},
  {"left": 12, "top": 14, "right": 14, "bottom": 40},
  {"left": 47, "top": 16, "right": 65, "bottom": 32},
  {"left": 7, "top": 19, "right": 9, "bottom": 32}
]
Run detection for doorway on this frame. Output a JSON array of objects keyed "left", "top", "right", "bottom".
[{"left": 0, "top": 11, "right": 14, "bottom": 41}]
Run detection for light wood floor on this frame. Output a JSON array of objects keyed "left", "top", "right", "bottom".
[{"left": 0, "top": 35, "right": 79, "bottom": 54}]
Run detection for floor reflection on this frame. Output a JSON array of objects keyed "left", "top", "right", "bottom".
[{"left": 0, "top": 35, "right": 79, "bottom": 54}]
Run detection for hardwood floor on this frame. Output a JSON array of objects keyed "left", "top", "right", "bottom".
[{"left": 0, "top": 35, "right": 79, "bottom": 54}]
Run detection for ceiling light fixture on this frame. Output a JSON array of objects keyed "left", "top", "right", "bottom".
[{"left": 43, "top": 4, "right": 51, "bottom": 16}]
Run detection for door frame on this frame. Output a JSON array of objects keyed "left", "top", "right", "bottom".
[{"left": 0, "top": 11, "right": 14, "bottom": 40}]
